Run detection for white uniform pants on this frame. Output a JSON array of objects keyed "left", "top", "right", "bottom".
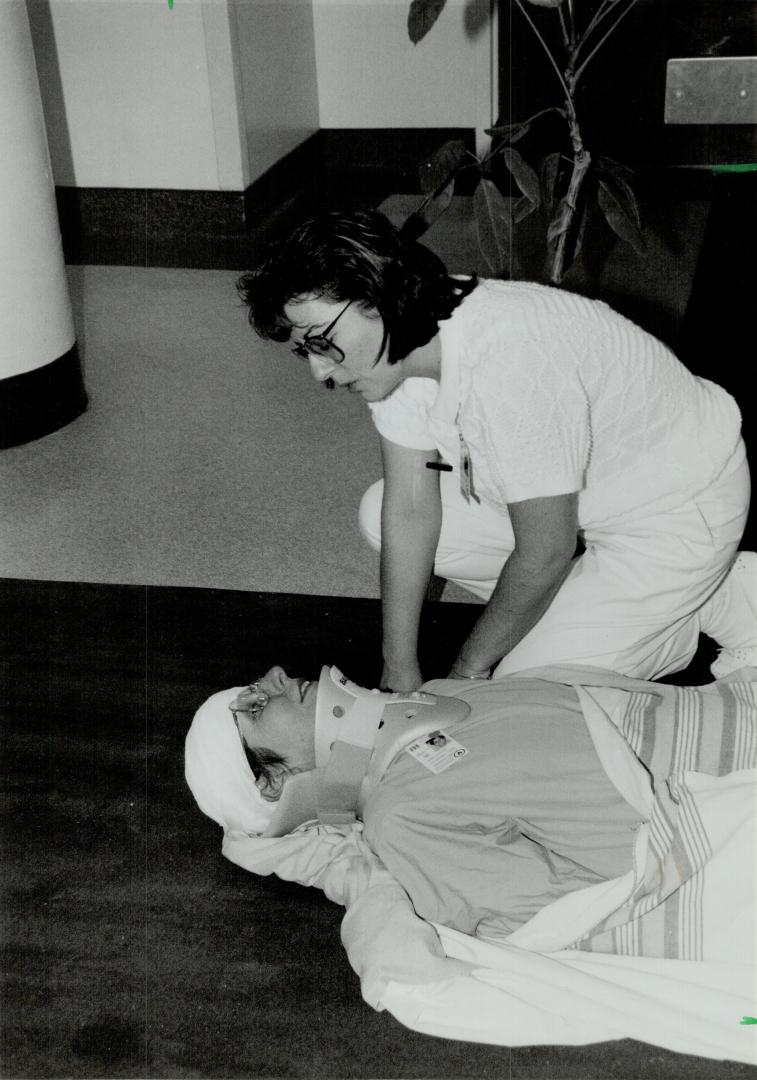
[{"left": 359, "top": 439, "right": 754, "bottom": 680}]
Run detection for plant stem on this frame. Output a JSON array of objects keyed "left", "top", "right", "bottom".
[
  {"left": 512, "top": 0, "right": 571, "bottom": 102},
  {"left": 548, "top": 147, "right": 591, "bottom": 284},
  {"left": 547, "top": 67, "right": 591, "bottom": 283},
  {"left": 575, "top": 0, "right": 639, "bottom": 82},
  {"left": 565, "top": 0, "right": 576, "bottom": 48},
  {"left": 579, "top": 0, "right": 617, "bottom": 46}
]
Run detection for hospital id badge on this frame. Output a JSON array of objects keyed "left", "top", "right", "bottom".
[
  {"left": 404, "top": 730, "right": 469, "bottom": 774},
  {"left": 456, "top": 417, "right": 480, "bottom": 505}
]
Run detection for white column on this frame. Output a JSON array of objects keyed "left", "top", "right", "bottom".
[{"left": 0, "top": 0, "right": 83, "bottom": 446}]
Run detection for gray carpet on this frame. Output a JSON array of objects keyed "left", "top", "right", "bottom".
[{"left": 0, "top": 265, "right": 388, "bottom": 598}]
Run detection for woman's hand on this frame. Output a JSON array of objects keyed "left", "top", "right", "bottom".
[
  {"left": 380, "top": 660, "right": 424, "bottom": 692},
  {"left": 448, "top": 664, "right": 492, "bottom": 681}
]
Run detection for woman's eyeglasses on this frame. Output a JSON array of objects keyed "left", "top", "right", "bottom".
[{"left": 290, "top": 299, "right": 353, "bottom": 364}]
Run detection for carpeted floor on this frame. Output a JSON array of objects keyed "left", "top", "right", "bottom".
[{"left": 4, "top": 577, "right": 748, "bottom": 1080}]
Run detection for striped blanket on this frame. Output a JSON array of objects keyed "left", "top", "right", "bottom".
[{"left": 571, "top": 678, "right": 756, "bottom": 958}]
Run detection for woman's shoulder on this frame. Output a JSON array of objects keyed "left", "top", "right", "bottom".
[
  {"left": 455, "top": 278, "right": 575, "bottom": 319},
  {"left": 446, "top": 279, "right": 567, "bottom": 347},
  {"left": 367, "top": 377, "right": 438, "bottom": 448},
  {"left": 472, "top": 278, "right": 602, "bottom": 310},
  {"left": 453, "top": 280, "right": 626, "bottom": 349}
]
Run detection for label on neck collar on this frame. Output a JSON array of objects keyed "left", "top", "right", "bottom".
[{"left": 404, "top": 729, "right": 469, "bottom": 773}]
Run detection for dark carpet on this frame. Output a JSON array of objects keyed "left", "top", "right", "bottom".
[{"left": 1, "top": 577, "right": 751, "bottom": 1079}]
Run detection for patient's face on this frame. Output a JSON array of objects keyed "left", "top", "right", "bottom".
[{"left": 234, "top": 666, "right": 318, "bottom": 772}]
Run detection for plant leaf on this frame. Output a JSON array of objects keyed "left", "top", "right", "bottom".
[
  {"left": 486, "top": 120, "right": 533, "bottom": 145},
  {"left": 474, "top": 178, "right": 514, "bottom": 276},
  {"left": 513, "top": 195, "right": 538, "bottom": 223},
  {"left": 502, "top": 146, "right": 542, "bottom": 210},
  {"left": 418, "top": 139, "right": 468, "bottom": 195},
  {"left": 595, "top": 156, "right": 641, "bottom": 235},
  {"left": 408, "top": 0, "right": 447, "bottom": 44},
  {"left": 402, "top": 139, "right": 469, "bottom": 241},
  {"left": 539, "top": 151, "right": 562, "bottom": 218},
  {"left": 400, "top": 179, "right": 456, "bottom": 241},
  {"left": 596, "top": 155, "right": 635, "bottom": 184},
  {"left": 486, "top": 107, "right": 566, "bottom": 146},
  {"left": 597, "top": 178, "right": 645, "bottom": 254}
]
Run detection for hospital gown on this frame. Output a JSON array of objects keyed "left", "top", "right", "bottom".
[{"left": 362, "top": 677, "right": 643, "bottom": 937}]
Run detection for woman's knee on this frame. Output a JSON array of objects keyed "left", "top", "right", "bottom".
[{"left": 359, "top": 480, "right": 384, "bottom": 551}]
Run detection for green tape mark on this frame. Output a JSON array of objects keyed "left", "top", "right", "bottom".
[
  {"left": 168, "top": 0, "right": 174, "bottom": 8},
  {"left": 740, "top": 1016, "right": 757, "bottom": 1025},
  {"left": 711, "top": 164, "right": 757, "bottom": 174}
]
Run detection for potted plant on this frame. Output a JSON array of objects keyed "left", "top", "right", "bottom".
[{"left": 404, "top": 0, "right": 646, "bottom": 284}]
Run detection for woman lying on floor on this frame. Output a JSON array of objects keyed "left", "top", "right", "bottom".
[
  {"left": 186, "top": 658, "right": 756, "bottom": 949},
  {"left": 185, "top": 657, "right": 756, "bottom": 1062}
]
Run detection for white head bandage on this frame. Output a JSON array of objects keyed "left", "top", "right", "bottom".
[
  {"left": 184, "top": 668, "right": 369, "bottom": 836},
  {"left": 184, "top": 686, "right": 275, "bottom": 835}
]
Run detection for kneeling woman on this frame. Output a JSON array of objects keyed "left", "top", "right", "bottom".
[{"left": 239, "top": 210, "right": 752, "bottom": 690}]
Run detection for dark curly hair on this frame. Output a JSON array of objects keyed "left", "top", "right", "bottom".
[
  {"left": 237, "top": 209, "right": 476, "bottom": 363},
  {"left": 242, "top": 744, "right": 291, "bottom": 802}
]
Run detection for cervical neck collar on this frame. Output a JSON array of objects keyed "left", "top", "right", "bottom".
[{"left": 262, "top": 666, "right": 470, "bottom": 837}]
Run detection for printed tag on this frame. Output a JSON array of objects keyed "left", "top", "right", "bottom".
[
  {"left": 456, "top": 417, "right": 480, "bottom": 504},
  {"left": 404, "top": 730, "right": 469, "bottom": 774}
]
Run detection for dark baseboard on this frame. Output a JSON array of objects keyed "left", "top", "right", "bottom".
[
  {"left": 55, "top": 128, "right": 477, "bottom": 271},
  {"left": 0, "top": 344, "right": 88, "bottom": 449},
  {"left": 56, "top": 186, "right": 251, "bottom": 271}
]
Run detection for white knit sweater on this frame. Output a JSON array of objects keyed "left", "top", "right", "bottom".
[{"left": 368, "top": 281, "right": 741, "bottom": 528}]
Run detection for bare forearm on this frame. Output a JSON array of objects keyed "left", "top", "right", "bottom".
[
  {"left": 381, "top": 511, "right": 440, "bottom": 670},
  {"left": 453, "top": 548, "right": 574, "bottom": 675}
]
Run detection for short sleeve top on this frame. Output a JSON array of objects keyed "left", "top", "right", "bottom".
[{"left": 368, "top": 281, "right": 740, "bottom": 526}]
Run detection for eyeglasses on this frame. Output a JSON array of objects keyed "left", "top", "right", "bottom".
[
  {"left": 229, "top": 680, "right": 270, "bottom": 749},
  {"left": 290, "top": 299, "right": 353, "bottom": 364}
]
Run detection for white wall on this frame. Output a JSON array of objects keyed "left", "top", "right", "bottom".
[
  {"left": 29, "top": 0, "right": 224, "bottom": 189},
  {"left": 313, "top": 0, "right": 493, "bottom": 135},
  {"left": 233, "top": 0, "right": 319, "bottom": 183},
  {"left": 29, "top": 0, "right": 319, "bottom": 190}
]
